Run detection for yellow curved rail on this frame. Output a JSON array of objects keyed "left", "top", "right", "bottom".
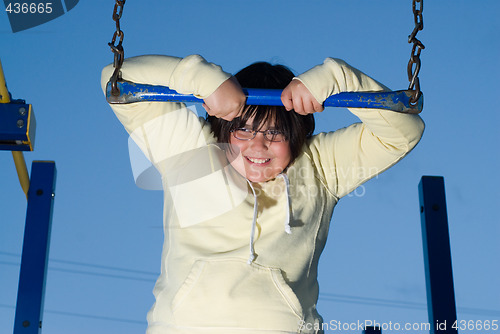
[{"left": 1, "top": 59, "right": 29, "bottom": 199}]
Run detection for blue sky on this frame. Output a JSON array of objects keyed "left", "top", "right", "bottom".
[{"left": 1, "top": 1, "right": 499, "bottom": 333}]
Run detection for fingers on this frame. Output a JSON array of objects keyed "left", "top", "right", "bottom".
[
  {"left": 203, "top": 102, "right": 242, "bottom": 121},
  {"left": 281, "top": 79, "right": 323, "bottom": 115},
  {"left": 202, "top": 103, "right": 211, "bottom": 114},
  {"left": 203, "top": 76, "right": 246, "bottom": 121},
  {"left": 284, "top": 93, "right": 321, "bottom": 115},
  {"left": 292, "top": 94, "right": 306, "bottom": 115},
  {"left": 221, "top": 108, "right": 243, "bottom": 121},
  {"left": 281, "top": 85, "right": 294, "bottom": 111},
  {"left": 312, "top": 99, "right": 324, "bottom": 113}
]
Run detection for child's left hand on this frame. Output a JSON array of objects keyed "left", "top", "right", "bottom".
[{"left": 281, "top": 79, "right": 324, "bottom": 115}]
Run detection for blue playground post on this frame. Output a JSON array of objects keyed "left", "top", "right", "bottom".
[
  {"left": 13, "top": 161, "right": 57, "bottom": 334},
  {"left": 419, "top": 176, "right": 458, "bottom": 334},
  {"left": 363, "top": 326, "right": 381, "bottom": 334}
]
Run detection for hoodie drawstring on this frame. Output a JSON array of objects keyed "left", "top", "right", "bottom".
[
  {"left": 246, "top": 180, "right": 258, "bottom": 264},
  {"left": 279, "top": 173, "right": 292, "bottom": 235},
  {"left": 246, "top": 173, "right": 292, "bottom": 265}
]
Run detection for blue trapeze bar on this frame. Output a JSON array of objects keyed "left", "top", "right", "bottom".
[{"left": 106, "top": 81, "right": 423, "bottom": 114}]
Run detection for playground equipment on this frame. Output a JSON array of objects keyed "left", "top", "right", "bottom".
[
  {"left": 105, "top": 0, "right": 425, "bottom": 114},
  {"left": 1, "top": 59, "right": 57, "bottom": 334},
  {"left": 4, "top": 1, "right": 458, "bottom": 333}
]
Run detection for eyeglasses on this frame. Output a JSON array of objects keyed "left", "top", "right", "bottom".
[{"left": 231, "top": 128, "right": 286, "bottom": 142}]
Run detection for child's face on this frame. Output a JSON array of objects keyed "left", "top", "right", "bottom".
[{"left": 227, "top": 118, "right": 291, "bottom": 183}]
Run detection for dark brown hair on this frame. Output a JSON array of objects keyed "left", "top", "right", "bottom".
[{"left": 207, "top": 62, "right": 315, "bottom": 163}]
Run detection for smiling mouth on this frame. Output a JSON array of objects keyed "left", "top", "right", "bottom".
[{"left": 246, "top": 157, "right": 271, "bottom": 165}]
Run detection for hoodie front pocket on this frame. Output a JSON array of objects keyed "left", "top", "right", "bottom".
[{"left": 171, "top": 258, "right": 303, "bottom": 331}]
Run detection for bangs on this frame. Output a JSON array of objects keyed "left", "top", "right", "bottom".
[{"left": 233, "top": 105, "right": 291, "bottom": 141}]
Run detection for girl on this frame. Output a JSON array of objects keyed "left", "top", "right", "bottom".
[{"left": 101, "top": 55, "right": 424, "bottom": 334}]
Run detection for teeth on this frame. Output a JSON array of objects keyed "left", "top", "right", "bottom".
[{"left": 247, "top": 157, "right": 270, "bottom": 164}]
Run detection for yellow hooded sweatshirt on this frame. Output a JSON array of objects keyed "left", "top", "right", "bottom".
[{"left": 101, "top": 55, "right": 424, "bottom": 334}]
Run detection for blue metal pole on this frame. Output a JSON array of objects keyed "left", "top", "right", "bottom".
[
  {"left": 418, "top": 176, "right": 458, "bottom": 334},
  {"left": 106, "top": 81, "right": 423, "bottom": 114},
  {"left": 14, "top": 161, "right": 57, "bottom": 334},
  {"left": 363, "top": 326, "right": 381, "bottom": 334}
]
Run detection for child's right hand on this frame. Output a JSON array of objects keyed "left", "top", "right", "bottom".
[{"left": 203, "top": 77, "right": 246, "bottom": 121}]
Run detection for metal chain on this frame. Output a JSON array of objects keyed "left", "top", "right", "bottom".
[
  {"left": 407, "top": 0, "right": 424, "bottom": 104},
  {"left": 106, "top": 1, "right": 424, "bottom": 105},
  {"left": 108, "top": 0, "right": 126, "bottom": 96}
]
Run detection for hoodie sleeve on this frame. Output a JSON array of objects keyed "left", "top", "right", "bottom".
[
  {"left": 298, "top": 58, "right": 425, "bottom": 199},
  {"left": 100, "top": 55, "right": 231, "bottom": 168}
]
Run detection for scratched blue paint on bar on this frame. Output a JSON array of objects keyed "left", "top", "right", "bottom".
[{"left": 106, "top": 81, "right": 423, "bottom": 114}]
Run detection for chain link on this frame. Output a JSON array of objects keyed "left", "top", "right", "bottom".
[
  {"left": 407, "top": 0, "right": 424, "bottom": 104},
  {"left": 108, "top": 0, "right": 126, "bottom": 96}
]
